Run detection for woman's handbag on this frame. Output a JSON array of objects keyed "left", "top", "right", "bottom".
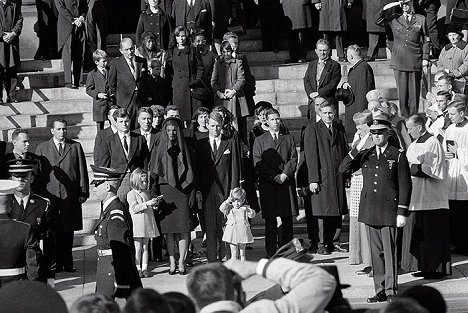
[{"left": 450, "top": 0, "right": 468, "bottom": 24}]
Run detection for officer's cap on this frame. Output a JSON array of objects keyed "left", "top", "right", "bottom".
[
  {"left": 7, "top": 158, "right": 36, "bottom": 175},
  {"left": 90, "top": 165, "right": 123, "bottom": 184},
  {"left": 370, "top": 110, "right": 392, "bottom": 130},
  {"left": 0, "top": 179, "right": 20, "bottom": 195}
]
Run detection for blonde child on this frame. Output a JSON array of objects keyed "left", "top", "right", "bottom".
[
  {"left": 127, "top": 168, "right": 162, "bottom": 278},
  {"left": 219, "top": 187, "right": 256, "bottom": 260}
]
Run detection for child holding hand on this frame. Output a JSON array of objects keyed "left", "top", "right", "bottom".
[{"left": 220, "top": 187, "right": 256, "bottom": 260}]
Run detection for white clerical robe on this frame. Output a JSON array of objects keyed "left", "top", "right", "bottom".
[{"left": 444, "top": 121, "right": 468, "bottom": 200}]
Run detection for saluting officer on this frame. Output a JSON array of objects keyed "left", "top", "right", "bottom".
[
  {"left": 91, "top": 165, "right": 142, "bottom": 299},
  {"left": 0, "top": 180, "right": 41, "bottom": 287},
  {"left": 8, "top": 159, "right": 55, "bottom": 285},
  {"left": 339, "top": 111, "right": 412, "bottom": 303}
]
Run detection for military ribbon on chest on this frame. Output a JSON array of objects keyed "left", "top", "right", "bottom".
[{"left": 388, "top": 160, "right": 395, "bottom": 170}]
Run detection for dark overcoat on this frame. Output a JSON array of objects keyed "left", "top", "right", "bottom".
[
  {"left": 304, "top": 119, "right": 349, "bottom": 216},
  {"left": 172, "top": 0, "right": 212, "bottom": 39},
  {"left": 345, "top": 59, "right": 375, "bottom": 135},
  {"left": 85, "top": 67, "right": 111, "bottom": 122},
  {"left": 311, "top": 0, "right": 349, "bottom": 32},
  {"left": 253, "top": 131, "right": 298, "bottom": 218},
  {"left": 0, "top": 0, "right": 23, "bottom": 68},
  {"left": 339, "top": 145, "right": 412, "bottom": 226},
  {"left": 55, "top": 0, "right": 87, "bottom": 51},
  {"left": 35, "top": 138, "right": 89, "bottom": 232},
  {"left": 363, "top": 0, "right": 391, "bottom": 32},
  {"left": 135, "top": 7, "right": 172, "bottom": 50},
  {"left": 100, "top": 132, "right": 149, "bottom": 173},
  {"left": 93, "top": 126, "right": 115, "bottom": 166},
  {"left": 282, "top": 0, "right": 314, "bottom": 30},
  {"left": 168, "top": 46, "right": 204, "bottom": 121},
  {"left": 211, "top": 58, "right": 249, "bottom": 117},
  {"left": 304, "top": 58, "right": 342, "bottom": 105}
]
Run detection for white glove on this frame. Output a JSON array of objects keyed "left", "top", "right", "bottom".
[{"left": 396, "top": 215, "right": 406, "bottom": 227}]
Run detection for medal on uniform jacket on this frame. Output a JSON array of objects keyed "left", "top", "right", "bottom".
[
  {"left": 37, "top": 217, "right": 41, "bottom": 225},
  {"left": 388, "top": 160, "right": 395, "bottom": 170}
]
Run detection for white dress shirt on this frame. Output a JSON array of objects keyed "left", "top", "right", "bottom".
[
  {"left": 209, "top": 135, "right": 221, "bottom": 153},
  {"left": 53, "top": 138, "right": 65, "bottom": 154},
  {"left": 118, "top": 131, "right": 130, "bottom": 157},
  {"left": 14, "top": 194, "right": 30, "bottom": 209}
]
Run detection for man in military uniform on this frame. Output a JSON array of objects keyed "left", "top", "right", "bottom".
[
  {"left": 339, "top": 113, "right": 412, "bottom": 303},
  {"left": 91, "top": 165, "right": 142, "bottom": 299},
  {"left": 8, "top": 159, "right": 55, "bottom": 284},
  {"left": 0, "top": 180, "right": 41, "bottom": 287}
]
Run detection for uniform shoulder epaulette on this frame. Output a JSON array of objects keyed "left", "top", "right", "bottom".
[{"left": 32, "top": 194, "right": 50, "bottom": 210}]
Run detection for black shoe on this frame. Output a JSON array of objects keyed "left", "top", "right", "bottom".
[
  {"left": 298, "top": 58, "right": 307, "bottom": 63},
  {"left": 338, "top": 57, "right": 347, "bottom": 62},
  {"left": 363, "top": 56, "right": 376, "bottom": 62},
  {"left": 308, "top": 247, "right": 318, "bottom": 254},
  {"left": 138, "top": 270, "right": 143, "bottom": 278},
  {"left": 169, "top": 268, "right": 177, "bottom": 275},
  {"left": 284, "top": 59, "right": 298, "bottom": 64},
  {"left": 6, "top": 97, "right": 18, "bottom": 103},
  {"left": 317, "top": 247, "right": 331, "bottom": 255},
  {"left": 387, "top": 295, "right": 395, "bottom": 303},
  {"left": 65, "top": 83, "right": 78, "bottom": 89},
  {"left": 334, "top": 244, "right": 348, "bottom": 253},
  {"left": 63, "top": 267, "right": 76, "bottom": 273},
  {"left": 142, "top": 270, "right": 150, "bottom": 278},
  {"left": 367, "top": 291, "right": 387, "bottom": 303}
]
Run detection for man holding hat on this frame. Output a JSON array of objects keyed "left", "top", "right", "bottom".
[
  {"left": 0, "top": 179, "right": 42, "bottom": 287},
  {"left": 8, "top": 159, "right": 55, "bottom": 284},
  {"left": 339, "top": 112, "right": 412, "bottom": 302},
  {"left": 91, "top": 165, "right": 142, "bottom": 299}
]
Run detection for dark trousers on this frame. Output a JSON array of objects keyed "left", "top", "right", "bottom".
[
  {"left": 259, "top": 0, "right": 282, "bottom": 51},
  {"left": 56, "top": 230, "right": 74, "bottom": 269},
  {"left": 316, "top": 216, "right": 342, "bottom": 250},
  {"left": 288, "top": 28, "right": 309, "bottom": 61},
  {"left": 304, "top": 195, "right": 318, "bottom": 250},
  {"left": 151, "top": 212, "right": 164, "bottom": 260},
  {"left": 368, "top": 32, "right": 385, "bottom": 58},
  {"left": 0, "top": 66, "right": 17, "bottom": 99},
  {"left": 367, "top": 225, "right": 398, "bottom": 296},
  {"left": 86, "top": 0, "right": 110, "bottom": 52},
  {"left": 204, "top": 184, "right": 226, "bottom": 262},
  {"left": 415, "top": 0, "right": 440, "bottom": 54},
  {"left": 95, "top": 255, "right": 114, "bottom": 297},
  {"left": 265, "top": 216, "right": 293, "bottom": 257},
  {"left": 449, "top": 200, "right": 468, "bottom": 252},
  {"left": 394, "top": 70, "right": 422, "bottom": 117},
  {"left": 323, "top": 32, "right": 344, "bottom": 58},
  {"left": 62, "top": 26, "right": 85, "bottom": 85}
]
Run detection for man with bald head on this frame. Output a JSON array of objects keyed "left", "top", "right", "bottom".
[{"left": 109, "top": 38, "right": 148, "bottom": 129}]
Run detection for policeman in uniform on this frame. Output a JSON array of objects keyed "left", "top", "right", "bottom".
[
  {"left": 91, "top": 165, "right": 142, "bottom": 299},
  {"left": 0, "top": 180, "right": 41, "bottom": 287},
  {"left": 339, "top": 112, "right": 412, "bottom": 303},
  {"left": 8, "top": 159, "right": 55, "bottom": 284}
]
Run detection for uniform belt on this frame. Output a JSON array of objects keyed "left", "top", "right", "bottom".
[
  {"left": 0, "top": 267, "right": 26, "bottom": 276},
  {"left": 97, "top": 249, "right": 113, "bottom": 257}
]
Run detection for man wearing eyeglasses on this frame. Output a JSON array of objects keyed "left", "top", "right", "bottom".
[{"left": 339, "top": 111, "right": 412, "bottom": 303}]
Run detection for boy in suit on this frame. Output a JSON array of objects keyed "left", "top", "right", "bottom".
[
  {"left": 86, "top": 49, "right": 112, "bottom": 131},
  {"left": 146, "top": 59, "right": 169, "bottom": 107}
]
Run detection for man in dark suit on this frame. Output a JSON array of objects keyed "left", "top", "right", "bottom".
[
  {"left": 339, "top": 112, "right": 412, "bottom": 303},
  {"left": 108, "top": 38, "right": 148, "bottom": 130},
  {"left": 303, "top": 39, "right": 342, "bottom": 113},
  {"left": 55, "top": 0, "right": 87, "bottom": 89},
  {"left": 86, "top": 0, "right": 111, "bottom": 53},
  {"left": 91, "top": 165, "right": 142, "bottom": 299},
  {"left": 93, "top": 105, "right": 119, "bottom": 166},
  {"left": 99, "top": 108, "right": 149, "bottom": 204},
  {"left": 35, "top": 119, "right": 89, "bottom": 273},
  {"left": 0, "top": 129, "right": 43, "bottom": 192},
  {"left": 376, "top": 0, "right": 430, "bottom": 117},
  {"left": 8, "top": 159, "right": 55, "bottom": 284},
  {"left": 0, "top": 180, "right": 41, "bottom": 286},
  {"left": 0, "top": 0, "right": 23, "bottom": 103},
  {"left": 304, "top": 101, "right": 349, "bottom": 255},
  {"left": 172, "top": 0, "right": 212, "bottom": 39},
  {"left": 253, "top": 108, "right": 298, "bottom": 257},
  {"left": 195, "top": 112, "right": 241, "bottom": 262}
]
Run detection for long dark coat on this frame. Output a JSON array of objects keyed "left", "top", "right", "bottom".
[
  {"left": 312, "top": 0, "right": 348, "bottom": 32},
  {"left": 345, "top": 59, "right": 375, "bottom": 135},
  {"left": 55, "top": 0, "right": 87, "bottom": 51},
  {"left": 135, "top": 7, "right": 172, "bottom": 50},
  {"left": 0, "top": 0, "right": 23, "bottom": 68},
  {"left": 304, "top": 58, "right": 342, "bottom": 105},
  {"left": 363, "top": 0, "right": 390, "bottom": 32},
  {"left": 35, "top": 138, "right": 89, "bottom": 232},
  {"left": 168, "top": 46, "right": 204, "bottom": 121},
  {"left": 172, "top": 0, "right": 212, "bottom": 39},
  {"left": 253, "top": 132, "right": 298, "bottom": 218},
  {"left": 304, "top": 119, "right": 348, "bottom": 216},
  {"left": 85, "top": 67, "right": 111, "bottom": 122},
  {"left": 282, "top": 0, "right": 314, "bottom": 30}
]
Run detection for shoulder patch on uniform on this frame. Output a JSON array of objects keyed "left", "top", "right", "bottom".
[
  {"left": 110, "top": 209, "right": 124, "bottom": 216},
  {"left": 111, "top": 216, "right": 125, "bottom": 222}
]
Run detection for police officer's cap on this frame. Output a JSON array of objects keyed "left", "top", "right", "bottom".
[
  {"left": 370, "top": 110, "right": 392, "bottom": 130},
  {"left": 7, "top": 158, "right": 36, "bottom": 175},
  {"left": 0, "top": 179, "right": 20, "bottom": 195},
  {"left": 90, "top": 165, "right": 123, "bottom": 184}
]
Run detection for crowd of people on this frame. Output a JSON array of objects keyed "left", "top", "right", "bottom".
[{"left": 2, "top": 0, "right": 468, "bottom": 312}]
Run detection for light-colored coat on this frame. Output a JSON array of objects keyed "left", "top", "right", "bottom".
[
  {"left": 127, "top": 189, "right": 159, "bottom": 238},
  {"left": 437, "top": 41, "right": 468, "bottom": 93}
]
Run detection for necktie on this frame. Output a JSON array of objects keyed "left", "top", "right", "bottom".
[
  {"left": 129, "top": 60, "right": 135, "bottom": 71},
  {"left": 58, "top": 143, "right": 63, "bottom": 156},
  {"left": 144, "top": 132, "right": 150, "bottom": 148},
  {"left": 329, "top": 125, "right": 333, "bottom": 137},
  {"left": 406, "top": 14, "right": 411, "bottom": 25},
  {"left": 273, "top": 133, "right": 278, "bottom": 146},
  {"left": 102, "top": 69, "right": 107, "bottom": 78},
  {"left": 376, "top": 146, "right": 381, "bottom": 159},
  {"left": 316, "top": 61, "right": 325, "bottom": 82},
  {"left": 20, "top": 199, "right": 24, "bottom": 209},
  {"left": 123, "top": 135, "right": 129, "bottom": 154},
  {"left": 213, "top": 139, "right": 218, "bottom": 156}
]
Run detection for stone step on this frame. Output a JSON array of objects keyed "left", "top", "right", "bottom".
[
  {"left": 18, "top": 59, "right": 63, "bottom": 73},
  {"left": 0, "top": 109, "right": 93, "bottom": 130},
  {"left": 15, "top": 86, "right": 87, "bottom": 102},
  {"left": 18, "top": 71, "right": 65, "bottom": 89}
]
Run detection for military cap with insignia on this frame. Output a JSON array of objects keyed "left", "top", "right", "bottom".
[
  {"left": 0, "top": 179, "right": 20, "bottom": 195},
  {"left": 7, "top": 158, "right": 37, "bottom": 175},
  {"left": 370, "top": 109, "right": 392, "bottom": 130},
  {"left": 90, "top": 165, "right": 124, "bottom": 184}
]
